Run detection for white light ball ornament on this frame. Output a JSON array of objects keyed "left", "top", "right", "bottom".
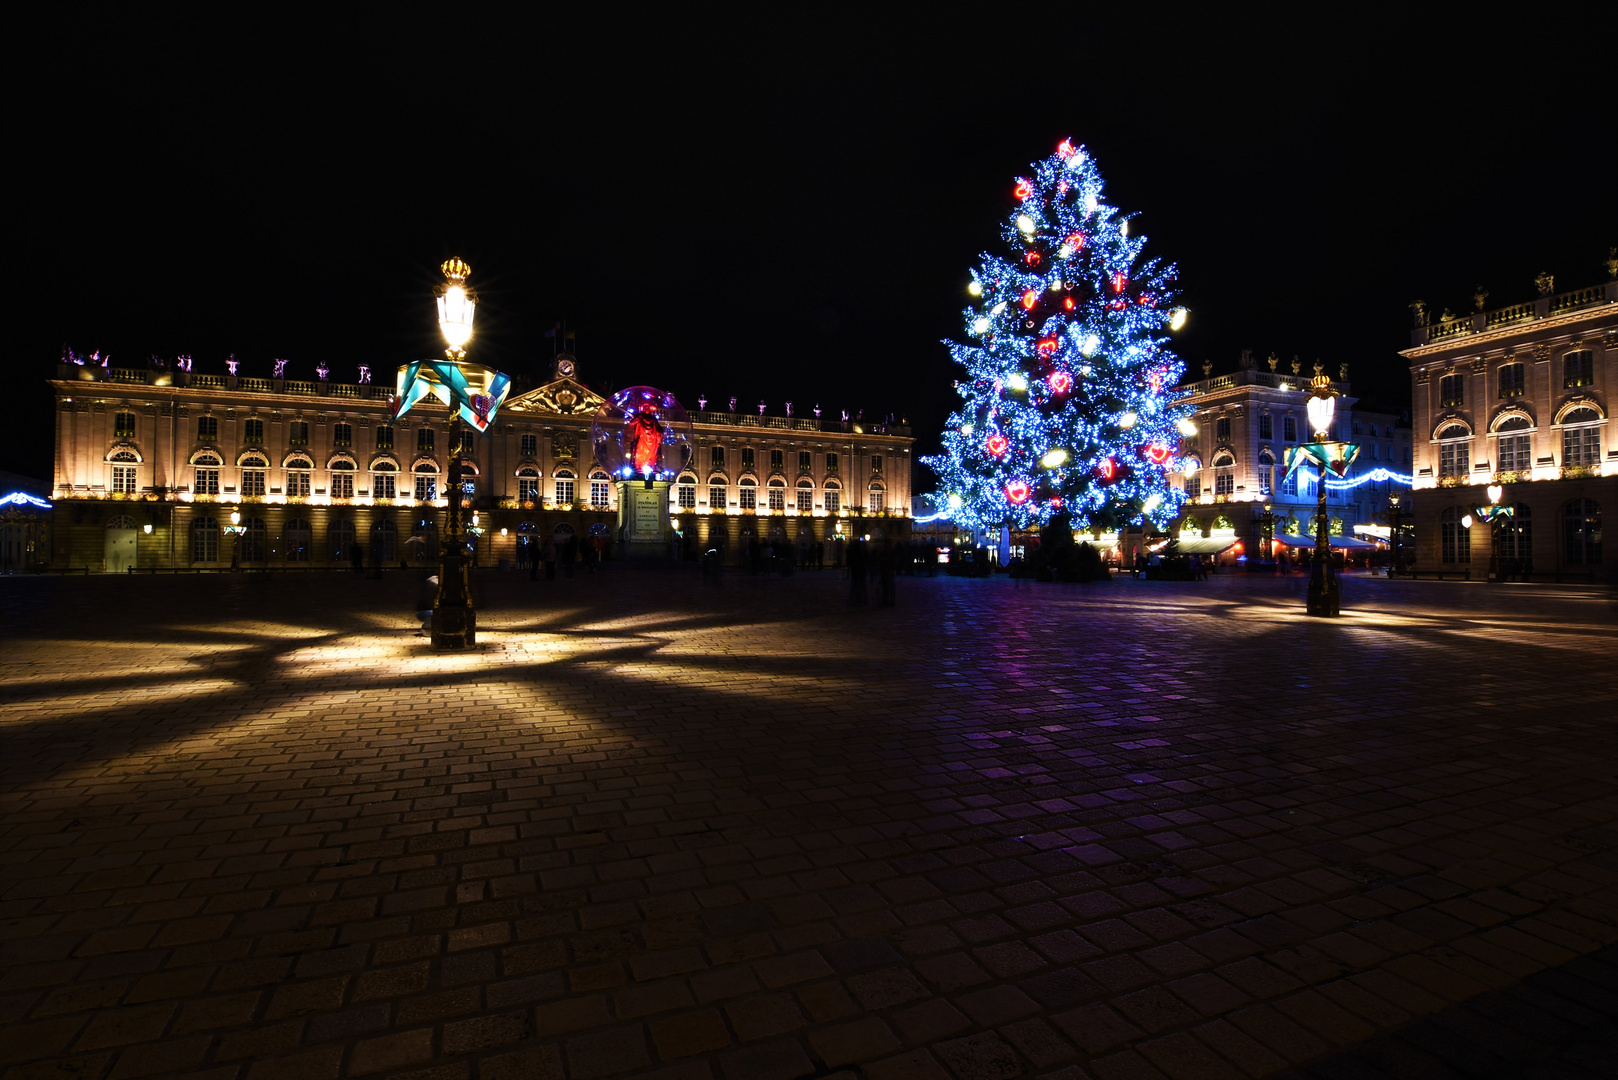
[
  {"left": 967, "top": 280, "right": 983, "bottom": 297},
  {"left": 1016, "top": 215, "right": 1036, "bottom": 235},
  {"left": 1176, "top": 417, "right": 1198, "bottom": 437},
  {"left": 1006, "top": 373, "right": 1028, "bottom": 392},
  {"left": 1169, "top": 308, "right": 1188, "bottom": 331},
  {"left": 972, "top": 317, "right": 991, "bottom": 335}
]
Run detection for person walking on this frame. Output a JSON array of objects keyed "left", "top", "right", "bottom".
[
  {"left": 540, "top": 537, "right": 557, "bottom": 581},
  {"left": 848, "top": 538, "right": 869, "bottom": 606},
  {"left": 877, "top": 542, "right": 897, "bottom": 607}
]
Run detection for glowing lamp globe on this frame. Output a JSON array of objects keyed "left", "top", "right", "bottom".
[
  {"left": 435, "top": 258, "right": 477, "bottom": 353},
  {"left": 1487, "top": 484, "right": 1503, "bottom": 505},
  {"left": 1306, "top": 393, "right": 1336, "bottom": 439},
  {"left": 1461, "top": 513, "right": 1473, "bottom": 529},
  {"left": 591, "top": 387, "right": 694, "bottom": 488}
]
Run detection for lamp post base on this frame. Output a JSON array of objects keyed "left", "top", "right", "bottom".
[
  {"left": 430, "top": 606, "right": 476, "bottom": 650},
  {"left": 1306, "top": 560, "right": 1340, "bottom": 617}
]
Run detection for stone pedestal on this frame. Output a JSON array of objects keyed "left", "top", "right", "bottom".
[{"left": 615, "top": 480, "right": 672, "bottom": 559}]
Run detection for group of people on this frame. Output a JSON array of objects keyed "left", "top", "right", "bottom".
[{"left": 527, "top": 534, "right": 603, "bottom": 581}]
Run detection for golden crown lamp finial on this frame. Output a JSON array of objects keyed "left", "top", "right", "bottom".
[{"left": 441, "top": 257, "right": 471, "bottom": 283}]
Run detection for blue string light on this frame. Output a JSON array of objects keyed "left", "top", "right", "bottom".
[
  {"left": 1324, "top": 468, "right": 1413, "bottom": 491},
  {"left": 0, "top": 492, "right": 52, "bottom": 508}
]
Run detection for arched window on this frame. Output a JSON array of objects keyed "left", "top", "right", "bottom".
[
  {"left": 411, "top": 516, "right": 438, "bottom": 564},
  {"left": 329, "top": 518, "right": 356, "bottom": 563},
  {"left": 1211, "top": 450, "right": 1236, "bottom": 496},
  {"left": 240, "top": 517, "right": 267, "bottom": 562},
  {"left": 191, "top": 450, "right": 222, "bottom": 496},
  {"left": 284, "top": 453, "right": 314, "bottom": 497},
  {"left": 191, "top": 516, "right": 219, "bottom": 563},
  {"left": 676, "top": 473, "right": 697, "bottom": 510},
  {"left": 868, "top": 481, "right": 885, "bottom": 513},
  {"left": 1563, "top": 499, "right": 1601, "bottom": 566},
  {"left": 109, "top": 449, "right": 139, "bottom": 494},
  {"left": 795, "top": 478, "right": 814, "bottom": 513},
  {"left": 738, "top": 476, "right": 757, "bottom": 511},
  {"left": 1437, "top": 423, "right": 1471, "bottom": 478},
  {"left": 553, "top": 468, "right": 575, "bottom": 506},
  {"left": 1559, "top": 407, "right": 1602, "bottom": 469},
  {"left": 824, "top": 478, "right": 842, "bottom": 515},
  {"left": 1494, "top": 416, "right": 1533, "bottom": 474},
  {"left": 371, "top": 518, "right": 397, "bottom": 563},
  {"left": 516, "top": 465, "right": 540, "bottom": 503},
  {"left": 372, "top": 458, "right": 398, "bottom": 500},
  {"left": 589, "top": 470, "right": 611, "bottom": 509},
  {"left": 284, "top": 518, "right": 311, "bottom": 562},
  {"left": 1440, "top": 507, "right": 1471, "bottom": 564},
  {"left": 239, "top": 451, "right": 269, "bottom": 498},
  {"left": 1257, "top": 448, "right": 1275, "bottom": 496},
  {"left": 413, "top": 460, "right": 439, "bottom": 502},
  {"left": 328, "top": 455, "right": 356, "bottom": 499},
  {"left": 767, "top": 477, "right": 787, "bottom": 512},
  {"left": 515, "top": 522, "right": 538, "bottom": 567},
  {"left": 1182, "top": 456, "right": 1202, "bottom": 500}
]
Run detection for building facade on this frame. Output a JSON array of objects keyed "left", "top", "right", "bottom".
[
  {"left": 47, "top": 355, "right": 913, "bottom": 571},
  {"left": 1167, "top": 354, "right": 1412, "bottom": 562},
  {"left": 1401, "top": 271, "right": 1616, "bottom": 578}
]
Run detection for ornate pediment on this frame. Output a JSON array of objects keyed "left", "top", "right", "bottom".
[{"left": 504, "top": 377, "right": 607, "bottom": 418}]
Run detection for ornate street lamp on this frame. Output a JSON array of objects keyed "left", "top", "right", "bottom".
[
  {"left": 1385, "top": 493, "right": 1409, "bottom": 577},
  {"left": 392, "top": 259, "right": 512, "bottom": 650},
  {"left": 1281, "top": 366, "right": 1360, "bottom": 616},
  {"left": 225, "top": 509, "right": 245, "bottom": 571},
  {"left": 1259, "top": 500, "right": 1275, "bottom": 565},
  {"left": 1474, "top": 483, "right": 1514, "bottom": 583}
]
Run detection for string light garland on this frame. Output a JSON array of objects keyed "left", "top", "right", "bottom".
[
  {"left": 924, "top": 140, "right": 1190, "bottom": 531},
  {"left": 1324, "top": 467, "right": 1414, "bottom": 490}
]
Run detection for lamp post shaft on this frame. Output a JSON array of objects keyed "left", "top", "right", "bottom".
[
  {"left": 431, "top": 413, "right": 476, "bottom": 648},
  {"left": 1306, "top": 463, "right": 1340, "bottom": 616}
]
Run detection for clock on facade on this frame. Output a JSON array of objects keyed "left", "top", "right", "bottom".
[{"left": 556, "top": 356, "right": 575, "bottom": 379}]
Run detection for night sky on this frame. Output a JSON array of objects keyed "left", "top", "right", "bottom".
[{"left": 14, "top": 11, "right": 1615, "bottom": 487}]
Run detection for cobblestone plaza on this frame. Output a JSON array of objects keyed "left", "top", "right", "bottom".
[{"left": 2, "top": 569, "right": 1616, "bottom": 1079}]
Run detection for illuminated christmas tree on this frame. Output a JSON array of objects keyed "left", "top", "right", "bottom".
[{"left": 927, "top": 139, "right": 1192, "bottom": 533}]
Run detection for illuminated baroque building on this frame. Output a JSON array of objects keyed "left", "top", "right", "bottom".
[
  {"left": 1402, "top": 269, "right": 1616, "bottom": 577},
  {"left": 47, "top": 355, "right": 913, "bottom": 571},
  {"left": 1165, "top": 352, "right": 1411, "bottom": 562}
]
